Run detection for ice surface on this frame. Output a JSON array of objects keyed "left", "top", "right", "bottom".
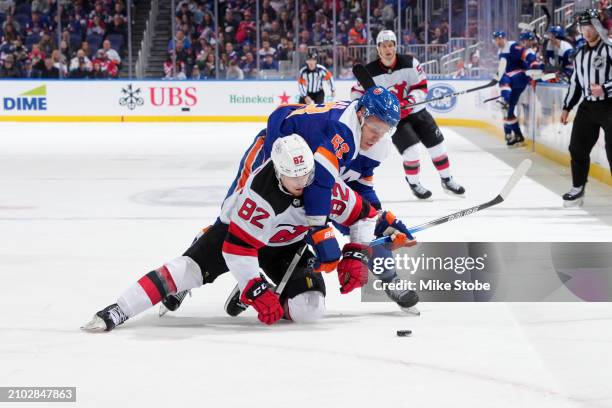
[{"left": 0, "top": 123, "right": 611, "bottom": 407}]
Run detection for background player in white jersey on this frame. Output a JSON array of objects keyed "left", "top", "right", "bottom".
[
  {"left": 82, "top": 136, "right": 382, "bottom": 330},
  {"left": 351, "top": 30, "right": 465, "bottom": 200}
]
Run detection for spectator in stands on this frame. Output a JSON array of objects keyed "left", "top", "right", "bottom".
[
  {"left": 172, "top": 40, "right": 191, "bottom": 67},
  {"left": 91, "top": 61, "right": 108, "bottom": 79},
  {"left": 0, "top": 54, "right": 22, "bottom": 78},
  {"left": 176, "top": 1, "right": 193, "bottom": 26},
  {"left": 36, "top": 57, "right": 60, "bottom": 78},
  {"left": 238, "top": 42, "right": 253, "bottom": 60},
  {"left": 223, "top": 8, "right": 239, "bottom": 34},
  {"left": 107, "top": 14, "right": 127, "bottom": 40},
  {"left": 202, "top": 52, "right": 216, "bottom": 78},
  {"left": 31, "top": 0, "right": 51, "bottom": 15},
  {"left": 87, "top": 14, "right": 106, "bottom": 37},
  {"left": 2, "top": 21, "right": 20, "bottom": 44},
  {"left": 268, "top": 20, "right": 283, "bottom": 47},
  {"left": 260, "top": 53, "right": 278, "bottom": 70},
  {"left": 38, "top": 33, "right": 56, "bottom": 56},
  {"left": 258, "top": 39, "right": 276, "bottom": 59},
  {"left": 92, "top": 49, "right": 118, "bottom": 78},
  {"left": 69, "top": 57, "right": 92, "bottom": 78},
  {"left": 168, "top": 30, "right": 191, "bottom": 52},
  {"left": 336, "top": 22, "right": 349, "bottom": 45},
  {"left": 100, "top": 39, "right": 120, "bottom": 66},
  {"left": 225, "top": 41, "right": 238, "bottom": 61},
  {"left": 2, "top": 15, "right": 21, "bottom": 36},
  {"left": 26, "top": 12, "right": 48, "bottom": 37},
  {"left": 235, "top": 9, "right": 256, "bottom": 45},
  {"left": 299, "top": 29, "right": 313, "bottom": 46},
  {"left": 226, "top": 59, "right": 244, "bottom": 79},
  {"left": 28, "top": 44, "right": 45, "bottom": 67},
  {"left": 70, "top": 49, "right": 92, "bottom": 72},
  {"left": 279, "top": 10, "right": 294, "bottom": 34},
  {"left": 0, "top": 0, "right": 15, "bottom": 16},
  {"left": 348, "top": 17, "right": 367, "bottom": 45},
  {"left": 51, "top": 49, "right": 68, "bottom": 76},
  {"left": 240, "top": 52, "right": 257, "bottom": 78},
  {"left": 81, "top": 41, "right": 92, "bottom": 59},
  {"left": 261, "top": 0, "right": 277, "bottom": 21},
  {"left": 261, "top": 12, "right": 273, "bottom": 33},
  {"left": 277, "top": 37, "right": 293, "bottom": 60},
  {"left": 191, "top": 64, "right": 203, "bottom": 79},
  {"left": 22, "top": 59, "right": 34, "bottom": 78},
  {"left": 59, "top": 39, "right": 71, "bottom": 62}
]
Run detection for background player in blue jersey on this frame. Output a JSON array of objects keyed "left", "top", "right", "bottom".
[
  {"left": 546, "top": 25, "right": 576, "bottom": 79},
  {"left": 493, "top": 30, "right": 543, "bottom": 147}
]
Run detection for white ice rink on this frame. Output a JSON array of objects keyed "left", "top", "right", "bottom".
[{"left": 1, "top": 123, "right": 611, "bottom": 407}]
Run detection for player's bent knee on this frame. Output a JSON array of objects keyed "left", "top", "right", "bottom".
[
  {"left": 164, "top": 256, "right": 204, "bottom": 291},
  {"left": 286, "top": 291, "right": 326, "bottom": 323}
]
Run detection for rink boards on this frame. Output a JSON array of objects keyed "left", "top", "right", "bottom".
[{"left": 0, "top": 79, "right": 609, "bottom": 185}]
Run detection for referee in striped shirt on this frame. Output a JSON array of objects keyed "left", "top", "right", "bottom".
[
  {"left": 560, "top": 9, "right": 612, "bottom": 207},
  {"left": 297, "top": 52, "right": 336, "bottom": 104}
]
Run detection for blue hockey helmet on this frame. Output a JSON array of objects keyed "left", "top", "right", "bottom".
[
  {"left": 548, "top": 25, "right": 565, "bottom": 39},
  {"left": 492, "top": 30, "right": 507, "bottom": 39},
  {"left": 519, "top": 31, "right": 535, "bottom": 41},
  {"left": 356, "top": 86, "right": 400, "bottom": 128}
]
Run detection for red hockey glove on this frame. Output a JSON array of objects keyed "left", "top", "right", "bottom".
[
  {"left": 240, "top": 277, "right": 283, "bottom": 325},
  {"left": 306, "top": 226, "right": 341, "bottom": 273},
  {"left": 400, "top": 95, "right": 416, "bottom": 118},
  {"left": 337, "top": 243, "right": 371, "bottom": 294}
]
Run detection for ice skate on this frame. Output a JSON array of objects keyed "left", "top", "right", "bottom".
[
  {"left": 563, "top": 185, "right": 585, "bottom": 208},
  {"left": 159, "top": 290, "right": 191, "bottom": 317},
  {"left": 507, "top": 131, "right": 525, "bottom": 147},
  {"left": 224, "top": 284, "right": 250, "bottom": 317},
  {"left": 441, "top": 177, "right": 466, "bottom": 197},
  {"left": 81, "top": 303, "right": 129, "bottom": 332},
  {"left": 407, "top": 179, "right": 433, "bottom": 200},
  {"left": 384, "top": 277, "right": 420, "bottom": 315}
]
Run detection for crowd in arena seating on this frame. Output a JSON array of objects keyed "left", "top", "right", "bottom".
[
  {"left": 163, "top": 0, "right": 467, "bottom": 80},
  {"left": 0, "top": 0, "right": 127, "bottom": 78}
]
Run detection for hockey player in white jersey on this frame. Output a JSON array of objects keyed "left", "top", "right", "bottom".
[
  {"left": 351, "top": 30, "right": 465, "bottom": 200},
  {"left": 82, "top": 135, "right": 397, "bottom": 330}
]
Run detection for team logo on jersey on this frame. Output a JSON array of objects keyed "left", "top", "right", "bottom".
[
  {"left": 373, "top": 87, "right": 383, "bottom": 95},
  {"left": 593, "top": 56, "right": 605, "bottom": 70},
  {"left": 427, "top": 83, "right": 457, "bottom": 113}
]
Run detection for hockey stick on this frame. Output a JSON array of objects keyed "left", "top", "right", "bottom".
[
  {"left": 484, "top": 95, "right": 501, "bottom": 103},
  {"left": 223, "top": 243, "right": 308, "bottom": 317},
  {"left": 406, "top": 79, "right": 498, "bottom": 108},
  {"left": 352, "top": 64, "right": 375, "bottom": 89},
  {"left": 371, "top": 158, "right": 532, "bottom": 245}
]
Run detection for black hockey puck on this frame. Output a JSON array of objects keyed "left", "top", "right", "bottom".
[{"left": 396, "top": 330, "right": 412, "bottom": 337}]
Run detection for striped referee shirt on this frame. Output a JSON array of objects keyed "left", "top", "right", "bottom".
[
  {"left": 563, "top": 38, "right": 612, "bottom": 111},
  {"left": 297, "top": 64, "right": 336, "bottom": 97}
]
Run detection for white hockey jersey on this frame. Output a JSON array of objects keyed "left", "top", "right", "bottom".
[
  {"left": 350, "top": 54, "right": 429, "bottom": 118},
  {"left": 221, "top": 160, "right": 375, "bottom": 290}
]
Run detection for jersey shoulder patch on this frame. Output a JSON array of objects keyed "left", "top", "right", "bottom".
[{"left": 250, "top": 161, "right": 297, "bottom": 215}]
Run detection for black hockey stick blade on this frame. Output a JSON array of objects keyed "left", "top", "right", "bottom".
[
  {"left": 408, "top": 79, "right": 498, "bottom": 108},
  {"left": 484, "top": 95, "right": 502, "bottom": 103},
  {"left": 371, "top": 159, "right": 532, "bottom": 245},
  {"left": 353, "top": 64, "right": 376, "bottom": 89}
]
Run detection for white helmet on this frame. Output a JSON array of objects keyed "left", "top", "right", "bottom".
[
  {"left": 376, "top": 30, "right": 397, "bottom": 45},
  {"left": 271, "top": 134, "right": 315, "bottom": 179}
]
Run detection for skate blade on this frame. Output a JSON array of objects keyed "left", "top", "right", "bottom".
[
  {"left": 413, "top": 195, "right": 434, "bottom": 202},
  {"left": 563, "top": 198, "right": 584, "bottom": 208},
  {"left": 442, "top": 188, "right": 466, "bottom": 198},
  {"left": 159, "top": 304, "right": 170, "bottom": 317},
  {"left": 400, "top": 305, "right": 421, "bottom": 316},
  {"left": 80, "top": 315, "right": 107, "bottom": 332}
]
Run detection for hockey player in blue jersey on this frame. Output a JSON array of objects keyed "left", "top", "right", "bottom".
[
  {"left": 493, "top": 30, "right": 543, "bottom": 146},
  {"left": 546, "top": 25, "right": 575, "bottom": 79},
  {"left": 221, "top": 86, "right": 401, "bottom": 275}
]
